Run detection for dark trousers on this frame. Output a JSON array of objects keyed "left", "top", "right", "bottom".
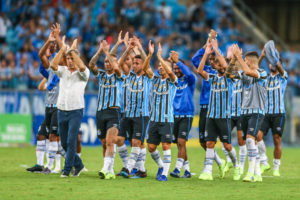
[{"left": 58, "top": 109, "right": 84, "bottom": 174}]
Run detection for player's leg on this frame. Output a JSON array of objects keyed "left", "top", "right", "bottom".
[
  {"left": 199, "top": 107, "right": 207, "bottom": 150},
  {"left": 147, "top": 122, "right": 163, "bottom": 180},
  {"left": 257, "top": 115, "right": 271, "bottom": 173},
  {"left": 130, "top": 117, "right": 149, "bottom": 178},
  {"left": 237, "top": 116, "right": 247, "bottom": 175},
  {"left": 99, "top": 108, "right": 120, "bottom": 179},
  {"left": 77, "top": 132, "right": 82, "bottom": 157},
  {"left": 243, "top": 114, "right": 264, "bottom": 182},
  {"left": 272, "top": 114, "right": 285, "bottom": 176},
  {"left": 199, "top": 119, "right": 217, "bottom": 181},
  {"left": 26, "top": 121, "right": 47, "bottom": 172},
  {"left": 116, "top": 115, "right": 129, "bottom": 175},
  {"left": 170, "top": 117, "right": 182, "bottom": 178}
]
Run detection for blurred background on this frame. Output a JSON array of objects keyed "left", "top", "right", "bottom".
[{"left": 0, "top": 0, "right": 299, "bottom": 146}]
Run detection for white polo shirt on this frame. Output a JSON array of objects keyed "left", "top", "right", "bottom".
[{"left": 53, "top": 65, "right": 90, "bottom": 111}]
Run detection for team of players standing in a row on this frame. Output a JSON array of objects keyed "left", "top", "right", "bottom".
[{"left": 26, "top": 26, "right": 287, "bottom": 182}]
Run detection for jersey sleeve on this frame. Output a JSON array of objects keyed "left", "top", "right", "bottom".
[
  {"left": 256, "top": 69, "right": 268, "bottom": 80},
  {"left": 279, "top": 70, "right": 288, "bottom": 80}
]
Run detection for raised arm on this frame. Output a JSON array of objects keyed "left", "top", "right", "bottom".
[
  {"left": 258, "top": 47, "right": 266, "bottom": 66},
  {"left": 38, "top": 32, "right": 55, "bottom": 69},
  {"left": 211, "top": 39, "right": 227, "bottom": 69},
  {"left": 38, "top": 78, "right": 47, "bottom": 91},
  {"left": 157, "top": 43, "right": 176, "bottom": 82},
  {"left": 225, "top": 57, "right": 240, "bottom": 79},
  {"left": 233, "top": 44, "right": 259, "bottom": 78},
  {"left": 142, "top": 40, "right": 154, "bottom": 79},
  {"left": 275, "top": 60, "right": 285, "bottom": 76},
  {"left": 118, "top": 40, "right": 135, "bottom": 75},
  {"left": 197, "top": 44, "right": 212, "bottom": 80},
  {"left": 133, "top": 36, "right": 147, "bottom": 60},
  {"left": 170, "top": 51, "right": 194, "bottom": 82},
  {"left": 88, "top": 41, "right": 103, "bottom": 76},
  {"left": 51, "top": 36, "right": 67, "bottom": 72},
  {"left": 110, "top": 30, "right": 123, "bottom": 55},
  {"left": 103, "top": 40, "right": 122, "bottom": 77}
]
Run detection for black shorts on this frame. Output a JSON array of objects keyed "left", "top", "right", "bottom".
[
  {"left": 118, "top": 113, "right": 129, "bottom": 139},
  {"left": 198, "top": 107, "right": 208, "bottom": 143},
  {"left": 147, "top": 121, "right": 173, "bottom": 145},
  {"left": 173, "top": 116, "right": 193, "bottom": 142},
  {"left": 231, "top": 116, "right": 242, "bottom": 131},
  {"left": 45, "top": 107, "right": 58, "bottom": 135},
  {"left": 124, "top": 116, "right": 150, "bottom": 143},
  {"left": 96, "top": 108, "right": 121, "bottom": 139},
  {"left": 260, "top": 114, "right": 286, "bottom": 137},
  {"left": 37, "top": 119, "right": 49, "bottom": 138},
  {"left": 205, "top": 118, "right": 232, "bottom": 144},
  {"left": 241, "top": 114, "right": 264, "bottom": 140}
]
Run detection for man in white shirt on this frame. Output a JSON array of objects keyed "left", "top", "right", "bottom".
[{"left": 51, "top": 36, "right": 90, "bottom": 177}]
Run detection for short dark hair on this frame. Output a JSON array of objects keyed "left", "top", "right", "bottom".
[
  {"left": 111, "top": 53, "right": 117, "bottom": 58},
  {"left": 134, "top": 55, "right": 142, "bottom": 60},
  {"left": 245, "top": 51, "right": 259, "bottom": 58}
]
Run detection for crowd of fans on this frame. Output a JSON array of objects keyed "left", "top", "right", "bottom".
[{"left": 0, "top": 0, "right": 300, "bottom": 95}]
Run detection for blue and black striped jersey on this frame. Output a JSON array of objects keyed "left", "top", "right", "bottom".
[
  {"left": 265, "top": 71, "right": 288, "bottom": 114},
  {"left": 151, "top": 75, "right": 177, "bottom": 123},
  {"left": 231, "top": 79, "right": 242, "bottom": 117},
  {"left": 206, "top": 74, "right": 233, "bottom": 119},
  {"left": 126, "top": 72, "right": 152, "bottom": 118},
  {"left": 97, "top": 70, "right": 123, "bottom": 111}
]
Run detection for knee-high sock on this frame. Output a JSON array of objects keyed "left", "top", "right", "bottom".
[
  {"left": 36, "top": 140, "right": 46, "bottom": 166},
  {"left": 203, "top": 148, "right": 214, "bottom": 174},
  {"left": 214, "top": 150, "right": 222, "bottom": 166},
  {"left": 221, "top": 143, "right": 232, "bottom": 162},
  {"left": 117, "top": 144, "right": 128, "bottom": 168},
  {"left": 136, "top": 147, "right": 146, "bottom": 172},
  {"left": 228, "top": 147, "right": 237, "bottom": 167},
  {"left": 273, "top": 159, "right": 281, "bottom": 171},
  {"left": 175, "top": 158, "right": 184, "bottom": 171},
  {"left": 150, "top": 149, "right": 163, "bottom": 168},
  {"left": 239, "top": 144, "right": 247, "bottom": 171},
  {"left": 127, "top": 147, "right": 140, "bottom": 172},
  {"left": 246, "top": 138, "right": 257, "bottom": 174},
  {"left": 162, "top": 149, "right": 171, "bottom": 176},
  {"left": 258, "top": 140, "right": 268, "bottom": 165},
  {"left": 54, "top": 153, "right": 61, "bottom": 171},
  {"left": 255, "top": 145, "right": 261, "bottom": 176},
  {"left": 183, "top": 160, "right": 190, "bottom": 172},
  {"left": 47, "top": 141, "right": 58, "bottom": 169},
  {"left": 109, "top": 144, "right": 116, "bottom": 174}
]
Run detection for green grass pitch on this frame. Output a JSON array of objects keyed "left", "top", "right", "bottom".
[{"left": 0, "top": 146, "right": 299, "bottom": 200}]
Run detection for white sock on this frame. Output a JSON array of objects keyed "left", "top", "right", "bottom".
[
  {"left": 117, "top": 144, "right": 128, "bottom": 169},
  {"left": 54, "top": 153, "right": 61, "bottom": 171},
  {"left": 108, "top": 145, "right": 116, "bottom": 174},
  {"left": 246, "top": 138, "right": 257, "bottom": 174},
  {"left": 183, "top": 160, "right": 190, "bottom": 172},
  {"left": 273, "top": 159, "right": 281, "bottom": 171},
  {"left": 239, "top": 144, "right": 247, "bottom": 172},
  {"left": 255, "top": 145, "right": 261, "bottom": 176},
  {"left": 136, "top": 147, "right": 146, "bottom": 172},
  {"left": 127, "top": 147, "right": 140, "bottom": 172},
  {"left": 46, "top": 139, "right": 50, "bottom": 167},
  {"left": 150, "top": 149, "right": 163, "bottom": 168},
  {"left": 214, "top": 150, "right": 222, "bottom": 166},
  {"left": 162, "top": 149, "right": 171, "bottom": 176},
  {"left": 228, "top": 147, "right": 237, "bottom": 167},
  {"left": 221, "top": 143, "right": 232, "bottom": 162},
  {"left": 175, "top": 158, "right": 184, "bottom": 171},
  {"left": 36, "top": 140, "right": 46, "bottom": 166},
  {"left": 47, "top": 141, "right": 58, "bottom": 169},
  {"left": 103, "top": 156, "right": 112, "bottom": 172},
  {"left": 203, "top": 148, "right": 214, "bottom": 174},
  {"left": 258, "top": 140, "right": 268, "bottom": 165}
]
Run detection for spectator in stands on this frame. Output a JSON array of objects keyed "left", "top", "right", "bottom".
[
  {"left": 28, "top": 60, "right": 42, "bottom": 89},
  {"left": 283, "top": 46, "right": 300, "bottom": 71}
]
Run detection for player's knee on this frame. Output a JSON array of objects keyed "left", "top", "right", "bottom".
[
  {"left": 257, "top": 131, "right": 263, "bottom": 141},
  {"left": 223, "top": 143, "right": 232, "bottom": 151},
  {"left": 147, "top": 144, "right": 156, "bottom": 152},
  {"left": 116, "top": 136, "right": 125, "bottom": 146},
  {"left": 177, "top": 139, "right": 186, "bottom": 148},
  {"left": 37, "top": 134, "right": 45, "bottom": 141},
  {"left": 206, "top": 141, "right": 215, "bottom": 148},
  {"left": 162, "top": 142, "right": 171, "bottom": 150},
  {"left": 273, "top": 134, "right": 281, "bottom": 146},
  {"left": 131, "top": 139, "right": 141, "bottom": 147}
]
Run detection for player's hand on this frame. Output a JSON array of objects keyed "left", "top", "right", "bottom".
[
  {"left": 233, "top": 44, "right": 242, "bottom": 58},
  {"left": 205, "top": 42, "right": 213, "bottom": 55},
  {"left": 148, "top": 40, "right": 154, "bottom": 55},
  {"left": 170, "top": 51, "right": 179, "bottom": 63},
  {"left": 61, "top": 35, "right": 67, "bottom": 50},
  {"left": 227, "top": 44, "right": 234, "bottom": 59},
  {"left": 211, "top": 39, "right": 218, "bottom": 50},
  {"left": 102, "top": 40, "right": 110, "bottom": 53},
  {"left": 209, "top": 29, "right": 217, "bottom": 39},
  {"left": 70, "top": 38, "right": 78, "bottom": 50},
  {"left": 117, "top": 30, "right": 123, "bottom": 44},
  {"left": 51, "top": 23, "right": 61, "bottom": 39},
  {"left": 48, "top": 31, "right": 56, "bottom": 42},
  {"left": 124, "top": 32, "right": 129, "bottom": 46},
  {"left": 157, "top": 43, "right": 162, "bottom": 57}
]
